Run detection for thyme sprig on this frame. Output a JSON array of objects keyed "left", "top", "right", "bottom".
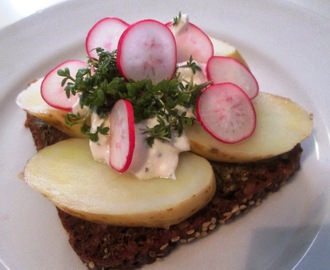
[
  {"left": 179, "top": 55, "right": 202, "bottom": 74},
  {"left": 57, "top": 48, "right": 210, "bottom": 145},
  {"left": 172, "top": 12, "right": 182, "bottom": 26}
]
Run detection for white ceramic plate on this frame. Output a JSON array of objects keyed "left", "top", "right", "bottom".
[{"left": 1, "top": 0, "right": 329, "bottom": 269}]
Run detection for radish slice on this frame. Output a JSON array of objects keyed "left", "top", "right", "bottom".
[
  {"left": 41, "top": 60, "right": 87, "bottom": 111},
  {"left": 196, "top": 83, "right": 256, "bottom": 144},
  {"left": 117, "top": 19, "right": 177, "bottom": 83},
  {"left": 167, "top": 22, "right": 214, "bottom": 63},
  {"left": 109, "top": 99, "right": 135, "bottom": 173},
  {"left": 86, "top": 17, "right": 129, "bottom": 59},
  {"left": 206, "top": 56, "right": 259, "bottom": 99}
]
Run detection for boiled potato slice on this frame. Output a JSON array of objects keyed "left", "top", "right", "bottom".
[
  {"left": 210, "top": 37, "right": 248, "bottom": 67},
  {"left": 186, "top": 92, "right": 313, "bottom": 162},
  {"left": 24, "top": 139, "right": 216, "bottom": 228},
  {"left": 16, "top": 79, "right": 85, "bottom": 138}
]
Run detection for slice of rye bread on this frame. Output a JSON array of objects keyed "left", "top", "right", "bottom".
[{"left": 25, "top": 113, "right": 303, "bottom": 270}]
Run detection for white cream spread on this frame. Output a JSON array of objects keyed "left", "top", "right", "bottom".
[
  {"left": 89, "top": 113, "right": 111, "bottom": 164},
  {"left": 176, "top": 62, "right": 207, "bottom": 85},
  {"left": 87, "top": 114, "right": 190, "bottom": 180},
  {"left": 127, "top": 118, "right": 190, "bottom": 180},
  {"left": 170, "top": 13, "right": 189, "bottom": 36},
  {"left": 71, "top": 101, "right": 112, "bottom": 164}
]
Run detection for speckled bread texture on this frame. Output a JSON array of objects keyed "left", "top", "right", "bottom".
[{"left": 25, "top": 113, "right": 302, "bottom": 270}]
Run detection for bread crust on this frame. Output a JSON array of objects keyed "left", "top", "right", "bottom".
[{"left": 25, "top": 113, "right": 302, "bottom": 269}]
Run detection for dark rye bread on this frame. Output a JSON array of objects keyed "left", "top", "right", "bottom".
[{"left": 25, "top": 113, "right": 303, "bottom": 270}]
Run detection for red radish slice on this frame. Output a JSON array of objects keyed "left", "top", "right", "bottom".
[
  {"left": 167, "top": 22, "right": 213, "bottom": 63},
  {"left": 86, "top": 17, "right": 129, "bottom": 59},
  {"left": 117, "top": 19, "right": 177, "bottom": 83},
  {"left": 109, "top": 99, "right": 135, "bottom": 173},
  {"left": 196, "top": 83, "right": 256, "bottom": 144},
  {"left": 206, "top": 56, "right": 259, "bottom": 99},
  {"left": 41, "top": 60, "right": 87, "bottom": 111}
]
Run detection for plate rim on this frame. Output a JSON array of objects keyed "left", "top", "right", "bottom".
[{"left": 1, "top": 0, "right": 330, "bottom": 269}]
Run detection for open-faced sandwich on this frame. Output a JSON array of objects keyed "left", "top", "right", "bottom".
[{"left": 17, "top": 13, "right": 313, "bottom": 269}]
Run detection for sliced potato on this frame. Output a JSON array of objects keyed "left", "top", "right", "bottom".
[
  {"left": 24, "top": 139, "right": 216, "bottom": 228},
  {"left": 16, "top": 78, "right": 85, "bottom": 138},
  {"left": 210, "top": 37, "right": 248, "bottom": 67},
  {"left": 186, "top": 92, "right": 313, "bottom": 162}
]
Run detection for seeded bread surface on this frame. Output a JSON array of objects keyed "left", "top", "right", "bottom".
[{"left": 25, "top": 113, "right": 302, "bottom": 270}]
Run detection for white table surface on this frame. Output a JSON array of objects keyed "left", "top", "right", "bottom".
[{"left": 1, "top": 0, "right": 330, "bottom": 29}]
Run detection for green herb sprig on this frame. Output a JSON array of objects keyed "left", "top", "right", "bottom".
[
  {"left": 179, "top": 55, "right": 202, "bottom": 74},
  {"left": 172, "top": 12, "right": 182, "bottom": 26},
  {"left": 57, "top": 48, "right": 210, "bottom": 145}
]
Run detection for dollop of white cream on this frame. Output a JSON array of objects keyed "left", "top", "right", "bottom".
[
  {"left": 176, "top": 62, "right": 208, "bottom": 86},
  {"left": 128, "top": 118, "right": 190, "bottom": 180},
  {"left": 89, "top": 114, "right": 190, "bottom": 180},
  {"left": 170, "top": 13, "right": 189, "bottom": 36},
  {"left": 72, "top": 101, "right": 112, "bottom": 164},
  {"left": 89, "top": 113, "right": 111, "bottom": 164}
]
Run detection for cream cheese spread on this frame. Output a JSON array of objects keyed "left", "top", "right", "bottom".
[{"left": 87, "top": 114, "right": 190, "bottom": 180}]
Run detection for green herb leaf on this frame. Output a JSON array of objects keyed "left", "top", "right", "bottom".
[
  {"left": 180, "top": 55, "right": 202, "bottom": 74},
  {"left": 172, "top": 12, "right": 182, "bottom": 26}
]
